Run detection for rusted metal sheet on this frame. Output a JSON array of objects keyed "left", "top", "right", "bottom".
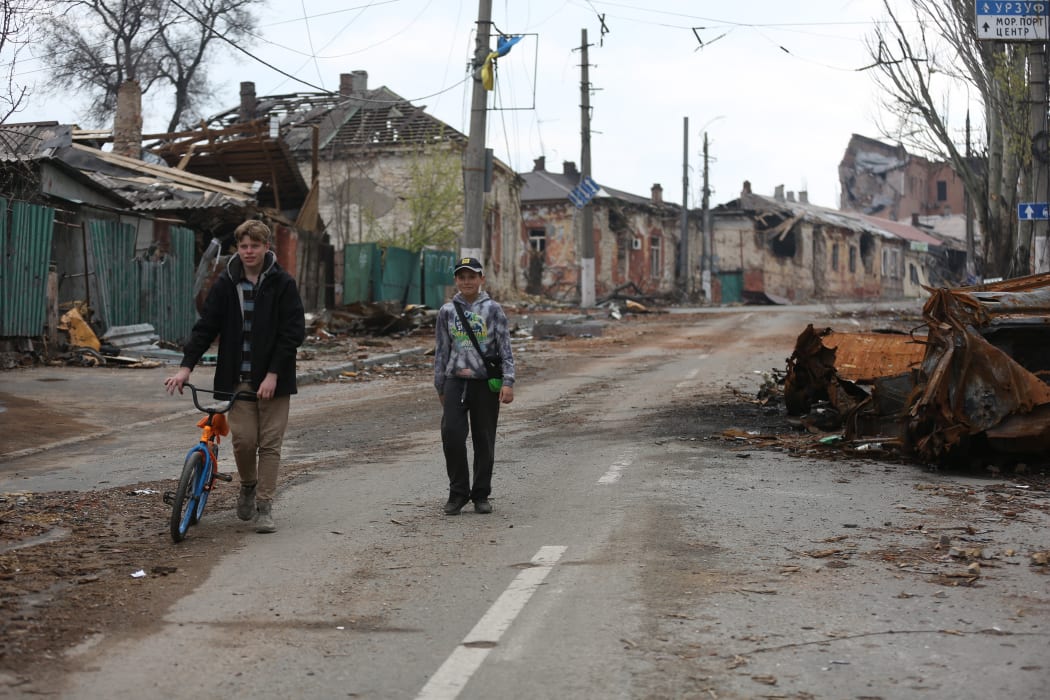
[
  {"left": 906, "top": 284, "right": 1050, "bottom": 460},
  {"left": 823, "top": 331, "right": 925, "bottom": 383},
  {"left": 831, "top": 274, "right": 1050, "bottom": 463}
]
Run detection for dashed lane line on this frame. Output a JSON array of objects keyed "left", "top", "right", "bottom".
[{"left": 416, "top": 546, "right": 567, "bottom": 700}]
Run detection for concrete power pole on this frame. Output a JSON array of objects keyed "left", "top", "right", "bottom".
[
  {"left": 579, "top": 28, "right": 595, "bottom": 307},
  {"left": 965, "top": 110, "right": 976, "bottom": 279},
  {"left": 679, "top": 117, "right": 689, "bottom": 296},
  {"left": 1030, "top": 43, "right": 1049, "bottom": 273},
  {"left": 701, "top": 132, "right": 712, "bottom": 301},
  {"left": 462, "top": 0, "right": 493, "bottom": 262}
]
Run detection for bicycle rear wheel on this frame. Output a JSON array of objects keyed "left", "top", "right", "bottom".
[{"left": 170, "top": 450, "right": 209, "bottom": 542}]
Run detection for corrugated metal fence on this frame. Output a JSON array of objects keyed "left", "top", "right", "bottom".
[
  {"left": 0, "top": 199, "right": 55, "bottom": 337},
  {"left": 139, "top": 227, "right": 197, "bottom": 344},
  {"left": 343, "top": 245, "right": 455, "bottom": 308},
  {"left": 88, "top": 220, "right": 198, "bottom": 345}
]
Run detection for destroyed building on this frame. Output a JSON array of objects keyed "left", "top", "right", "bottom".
[
  {"left": 187, "top": 71, "right": 523, "bottom": 300},
  {"left": 838, "top": 133, "right": 969, "bottom": 221},
  {"left": 519, "top": 157, "right": 689, "bottom": 302},
  {"left": 709, "top": 183, "right": 965, "bottom": 304}
]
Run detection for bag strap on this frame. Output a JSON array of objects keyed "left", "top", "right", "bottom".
[{"left": 453, "top": 301, "right": 488, "bottom": 360}]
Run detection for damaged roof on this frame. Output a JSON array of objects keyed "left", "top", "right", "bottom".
[
  {"left": 201, "top": 85, "right": 466, "bottom": 158},
  {"left": 723, "top": 190, "right": 956, "bottom": 249},
  {"left": 520, "top": 167, "right": 676, "bottom": 210},
  {"left": 140, "top": 120, "right": 308, "bottom": 212}
]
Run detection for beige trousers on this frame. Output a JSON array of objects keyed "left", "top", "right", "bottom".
[{"left": 228, "top": 382, "right": 290, "bottom": 503}]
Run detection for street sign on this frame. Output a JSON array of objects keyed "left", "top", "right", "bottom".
[
  {"left": 976, "top": 2, "right": 1050, "bottom": 41},
  {"left": 567, "top": 176, "right": 600, "bottom": 209},
  {"left": 1018, "top": 201, "right": 1049, "bottom": 220}
]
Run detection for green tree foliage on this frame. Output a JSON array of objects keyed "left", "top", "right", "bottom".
[
  {"left": 37, "top": 0, "right": 258, "bottom": 132},
  {"left": 368, "top": 148, "right": 463, "bottom": 252},
  {"left": 866, "top": 0, "right": 1032, "bottom": 278}
]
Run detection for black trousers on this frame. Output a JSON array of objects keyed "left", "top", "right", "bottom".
[{"left": 441, "top": 378, "right": 501, "bottom": 500}]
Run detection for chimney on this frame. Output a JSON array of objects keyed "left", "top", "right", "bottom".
[
  {"left": 533, "top": 156, "right": 546, "bottom": 172},
  {"left": 563, "top": 161, "right": 579, "bottom": 178},
  {"left": 651, "top": 183, "right": 663, "bottom": 204},
  {"left": 742, "top": 180, "right": 752, "bottom": 195},
  {"left": 774, "top": 184, "right": 785, "bottom": 201},
  {"left": 799, "top": 190, "right": 808, "bottom": 204},
  {"left": 112, "top": 79, "right": 142, "bottom": 159},
  {"left": 787, "top": 191, "right": 796, "bottom": 203},
  {"left": 911, "top": 212, "right": 920, "bottom": 226},
  {"left": 238, "top": 82, "right": 257, "bottom": 123},
  {"left": 341, "top": 70, "right": 368, "bottom": 96}
]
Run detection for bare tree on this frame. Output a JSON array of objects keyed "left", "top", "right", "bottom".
[
  {"left": 865, "top": 0, "right": 1030, "bottom": 278},
  {"left": 0, "top": 0, "right": 39, "bottom": 124},
  {"left": 37, "top": 0, "right": 258, "bottom": 132}
]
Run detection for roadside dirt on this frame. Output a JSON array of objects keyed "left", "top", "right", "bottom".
[{"left": 1, "top": 305, "right": 1048, "bottom": 688}]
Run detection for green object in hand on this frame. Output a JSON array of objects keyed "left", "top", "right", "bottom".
[{"left": 488, "top": 378, "right": 503, "bottom": 392}]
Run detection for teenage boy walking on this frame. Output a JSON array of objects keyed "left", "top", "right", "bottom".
[
  {"left": 164, "top": 219, "right": 305, "bottom": 533},
  {"left": 434, "top": 257, "right": 516, "bottom": 515}
]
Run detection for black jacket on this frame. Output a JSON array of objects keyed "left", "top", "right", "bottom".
[{"left": 181, "top": 251, "right": 306, "bottom": 396}]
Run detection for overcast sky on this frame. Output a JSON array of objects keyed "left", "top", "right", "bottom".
[{"left": 12, "top": 0, "right": 939, "bottom": 210}]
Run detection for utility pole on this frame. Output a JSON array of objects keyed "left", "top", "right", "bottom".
[
  {"left": 701, "top": 132, "right": 712, "bottom": 301},
  {"left": 462, "top": 0, "right": 493, "bottom": 262},
  {"left": 965, "top": 110, "right": 976, "bottom": 279},
  {"left": 579, "top": 28, "right": 595, "bottom": 307},
  {"left": 1029, "top": 43, "right": 1049, "bottom": 273},
  {"left": 679, "top": 117, "right": 689, "bottom": 296}
]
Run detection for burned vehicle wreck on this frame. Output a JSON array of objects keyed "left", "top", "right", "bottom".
[{"left": 784, "top": 273, "right": 1050, "bottom": 467}]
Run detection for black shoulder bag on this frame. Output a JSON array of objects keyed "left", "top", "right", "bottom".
[{"left": 453, "top": 301, "right": 503, "bottom": 384}]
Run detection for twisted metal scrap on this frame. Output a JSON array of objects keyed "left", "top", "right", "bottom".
[{"left": 909, "top": 287, "right": 1050, "bottom": 461}]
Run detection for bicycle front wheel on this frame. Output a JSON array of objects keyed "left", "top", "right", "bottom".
[{"left": 170, "top": 450, "right": 209, "bottom": 542}]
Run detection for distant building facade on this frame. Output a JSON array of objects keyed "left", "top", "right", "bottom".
[
  {"left": 839, "top": 134, "right": 968, "bottom": 222},
  {"left": 519, "top": 157, "right": 686, "bottom": 302}
]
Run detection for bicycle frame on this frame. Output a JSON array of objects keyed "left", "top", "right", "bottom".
[{"left": 166, "top": 384, "right": 254, "bottom": 542}]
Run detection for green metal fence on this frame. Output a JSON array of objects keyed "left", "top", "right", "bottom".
[
  {"left": 88, "top": 219, "right": 140, "bottom": 328},
  {"left": 0, "top": 199, "right": 56, "bottom": 337},
  {"left": 138, "top": 227, "right": 197, "bottom": 344},
  {"left": 343, "top": 245, "right": 455, "bottom": 307}
]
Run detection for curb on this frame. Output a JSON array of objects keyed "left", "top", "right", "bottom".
[{"left": 296, "top": 347, "right": 428, "bottom": 387}]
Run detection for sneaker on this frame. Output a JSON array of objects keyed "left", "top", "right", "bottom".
[
  {"left": 443, "top": 496, "right": 469, "bottom": 515},
  {"left": 473, "top": 498, "right": 492, "bottom": 514},
  {"left": 254, "top": 500, "right": 276, "bottom": 533},
  {"left": 236, "top": 483, "right": 257, "bottom": 521}
]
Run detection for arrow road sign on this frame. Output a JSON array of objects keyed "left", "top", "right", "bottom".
[{"left": 1018, "top": 202, "right": 1049, "bottom": 220}]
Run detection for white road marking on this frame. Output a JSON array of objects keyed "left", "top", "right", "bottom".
[
  {"left": 416, "top": 546, "right": 567, "bottom": 700},
  {"left": 598, "top": 449, "right": 636, "bottom": 485}
]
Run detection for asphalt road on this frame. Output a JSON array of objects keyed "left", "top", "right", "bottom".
[{"left": 1, "top": 303, "right": 1048, "bottom": 699}]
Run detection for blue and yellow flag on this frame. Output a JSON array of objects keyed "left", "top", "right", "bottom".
[{"left": 481, "top": 35, "right": 523, "bottom": 91}]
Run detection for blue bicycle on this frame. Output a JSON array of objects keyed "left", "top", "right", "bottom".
[{"left": 163, "top": 383, "right": 256, "bottom": 543}]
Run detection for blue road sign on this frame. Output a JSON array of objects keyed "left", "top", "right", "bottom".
[
  {"left": 977, "top": 1, "right": 1050, "bottom": 41},
  {"left": 567, "top": 176, "right": 600, "bottom": 209},
  {"left": 1018, "top": 202, "right": 1049, "bottom": 220}
]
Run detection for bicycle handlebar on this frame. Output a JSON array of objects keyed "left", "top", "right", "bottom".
[{"left": 183, "top": 383, "right": 257, "bottom": 414}]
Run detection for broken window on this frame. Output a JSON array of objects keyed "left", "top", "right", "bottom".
[
  {"left": 832, "top": 243, "right": 840, "bottom": 271},
  {"left": 910, "top": 263, "right": 920, "bottom": 284},
  {"left": 849, "top": 245, "right": 857, "bottom": 273},
  {"left": 770, "top": 228, "right": 797, "bottom": 258},
  {"left": 650, "top": 236, "right": 662, "bottom": 277},
  {"left": 860, "top": 233, "right": 875, "bottom": 274},
  {"left": 528, "top": 228, "right": 546, "bottom": 253}
]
